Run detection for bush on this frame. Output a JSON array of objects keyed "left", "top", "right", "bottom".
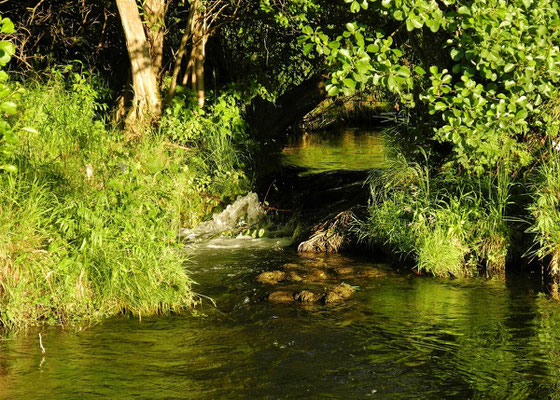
[{"left": 0, "top": 70, "right": 251, "bottom": 328}]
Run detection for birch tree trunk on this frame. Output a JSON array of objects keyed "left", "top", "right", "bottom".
[{"left": 116, "top": 0, "right": 161, "bottom": 126}]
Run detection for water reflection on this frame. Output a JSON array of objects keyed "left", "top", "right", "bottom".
[
  {"left": 282, "top": 127, "right": 385, "bottom": 172},
  {"left": 1, "top": 244, "right": 560, "bottom": 399}
]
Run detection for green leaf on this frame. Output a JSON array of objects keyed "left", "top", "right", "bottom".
[
  {"left": 434, "top": 102, "right": 447, "bottom": 111},
  {"left": 0, "top": 41, "right": 15, "bottom": 66},
  {"left": 345, "top": 22, "right": 357, "bottom": 33},
  {"left": 0, "top": 18, "right": 15, "bottom": 34},
  {"left": 21, "top": 127, "right": 38, "bottom": 134},
  {"left": 393, "top": 10, "right": 405, "bottom": 21},
  {"left": 516, "top": 109, "right": 528, "bottom": 120},
  {"left": 326, "top": 84, "right": 339, "bottom": 96},
  {"left": 303, "top": 43, "right": 314, "bottom": 55},
  {"left": 426, "top": 19, "right": 441, "bottom": 33},
  {"left": 450, "top": 48, "right": 463, "bottom": 61},
  {"left": 406, "top": 18, "right": 416, "bottom": 32},
  {"left": 343, "top": 78, "right": 357, "bottom": 90},
  {"left": 0, "top": 164, "right": 17, "bottom": 173},
  {"left": 0, "top": 101, "right": 16, "bottom": 114},
  {"left": 414, "top": 66, "right": 426, "bottom": 75}
]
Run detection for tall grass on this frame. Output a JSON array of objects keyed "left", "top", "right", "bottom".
[
  {"left": 0, "top": 72, "right": 249, "bottom": 329},
  {"left": 528, "top": 147, "right": 560, "bottom": 277},
  {"left": 358, "top": 143, "right": 512, "bottom": 278}
]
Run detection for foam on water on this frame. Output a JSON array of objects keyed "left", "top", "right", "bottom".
[{"left": 179, "top": 192, "right": 266, "bottom": 241}]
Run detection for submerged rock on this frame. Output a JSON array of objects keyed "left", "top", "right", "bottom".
[
  {"left": 283, "top": 263, "right": 303, "bottom": 269},
  {"left": 287, "top": 271, "right": 304, "bottom": 282},
  {"left": 257, "top": 271, "right": 286, "bottom": 284},
  {"left": 297, "top": 210, "right": 354, "bottom": 253},
  {"left": 306, "top": 268, "right": 331, "bottom": 281},
  {"left": 268, "top": 291, "right": 294, "bottom": 303},
  {"left": 332, "top": 266, "right": 355, "bottom": 277},
  {"left": 357, "top": 268, "right": 387, "bottom": 279},
  {"left": 294, "top": 290, "right": 322, "bottom": 303},
  {"left": 324, "top": 283, "right": 355, "bottom": 304}
]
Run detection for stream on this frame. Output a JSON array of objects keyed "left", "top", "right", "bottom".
[{"left": 2, "top": 128, "right": 560, "bottom": 399}]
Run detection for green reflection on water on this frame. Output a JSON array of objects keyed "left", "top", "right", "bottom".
[
  {"left": 282, "top": 127, "right": 385, "bottom": 172},
  {"left": 0, "top": 246, "right": 559, "bottom": 399}
]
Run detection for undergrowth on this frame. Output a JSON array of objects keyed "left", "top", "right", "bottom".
[
  {"left": 358, "top": 143, "right": 512, "bottom": 278},
  {"left": 0, "top": 70, "right": 250, "bottom": 329}
]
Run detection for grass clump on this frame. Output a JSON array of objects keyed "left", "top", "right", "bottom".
[
  {"left": 359, "top": 147, "right": 512, "bottom": 278},
  {"left": 0, "top": 71, "right": 249, "bottom": 329},
  {"left": 528, "top": 148, "right": 560, "bottom": 277}
]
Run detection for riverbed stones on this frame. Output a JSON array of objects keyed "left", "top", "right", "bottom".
[
  {"left": 268, "top": 291, "right": 295, "bottom": 303},
  {"left": 294, "top": 290, "right": 322, "bottom": 303},
  {"left": 306, "top": 268, "right": 330, "bottom": 281},
  {"left": 287, "top": 271, "right": 304, "bottom": 282},
  {"left": 332, "top": 266, "right": 354, "bottom": 277},
  {"left": 257, "top": 271, "right": 286, "bottom": 284},
  {"left": 324, "top": 283, "right": 355, "bottom": 304},
  {"left": 283, "top": 263, "right": 303, "bottom": 269},
  {"left": 357, "top": 268, "right": 387, "bottom": 279}
]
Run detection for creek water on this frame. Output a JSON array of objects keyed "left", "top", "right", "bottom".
[{"left": 2, "top": 128, "right": 560, "bottom": 399}]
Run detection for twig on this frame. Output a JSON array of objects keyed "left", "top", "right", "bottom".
[
  {"left": 166, "top": 142, "right": 192, "bottom": 151},
  {"left": 263, "top": 179, "right": 275, "bottom": 205},
  {"left": 263, "top": 205, "right": 291, "bottom": 212},
  {"left": 38, "top": 333, "right": 46, "bottom": 354}
]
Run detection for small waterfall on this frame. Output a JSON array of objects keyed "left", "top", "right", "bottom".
[{"left": 179, "top": 192, "right": 266, "bottom": 241}]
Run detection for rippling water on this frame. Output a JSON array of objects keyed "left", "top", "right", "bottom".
[{"left": 1, "top": 241, "right": 560, "bottom": 399}]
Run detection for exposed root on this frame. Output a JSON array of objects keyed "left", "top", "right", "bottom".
[{"left": 298, "top": 210, "right": 354, "bottom": 253}]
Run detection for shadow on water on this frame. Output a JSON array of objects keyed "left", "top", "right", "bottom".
[{"left": 2, "top": 128, "right": 560, "bottom": 399}]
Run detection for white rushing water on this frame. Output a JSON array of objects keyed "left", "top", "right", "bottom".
[{"left": 178, "top": 192, "right": 266, "bottom": 241}]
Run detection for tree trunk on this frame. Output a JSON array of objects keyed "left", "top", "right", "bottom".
[
  {"left": 165, "top": 0, "right": 198, "bottom": 105},
  {"left": 116, "top": 0, "right": 161, "bottom": 126},
  {"left": 144, "top": 0, "right": 167, "bottom": 78},
  {"left": 193, "top": 18, "right": 207, "bottom": 108},
  {"left": 187, "top": 4, "right": 206, "bottom": 108}
]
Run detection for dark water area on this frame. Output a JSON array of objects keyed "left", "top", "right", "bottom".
[{"left": 2, "top": 128, "right": 560, "bottom": 399}]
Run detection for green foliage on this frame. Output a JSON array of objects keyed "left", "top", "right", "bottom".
[
  {"left": 359, "top": 145, "right": 512, "bottom": 277},
  {"left": 527, "top": 146, "right": 560, "bottom": 274},
  {"left": 160, "top": 86, "right": 251, "bottom": 203},
  {"left": 0, "top": 16, "right": 17, "bottom": 172},
  {"left": 300, "top": 0, "right": 560, "bottom": 174},
  {"left": 0, "top": 74, "right": 211, "bottom": 329}
]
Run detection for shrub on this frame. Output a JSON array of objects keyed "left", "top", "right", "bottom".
[{"left": 0, "top": 72, "right": 209, "bottom": 328}]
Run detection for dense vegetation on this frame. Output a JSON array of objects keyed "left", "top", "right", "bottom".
[
  {"left": 299, "top": 0, "right": 560, "bottom": 281},
  {"left": 1, "top": 0, "right": 560, "bottom": 328}
]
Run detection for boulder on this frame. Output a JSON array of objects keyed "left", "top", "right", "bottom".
[{"left": 294, "top": 290, "right": 322, "bottom": 303}]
